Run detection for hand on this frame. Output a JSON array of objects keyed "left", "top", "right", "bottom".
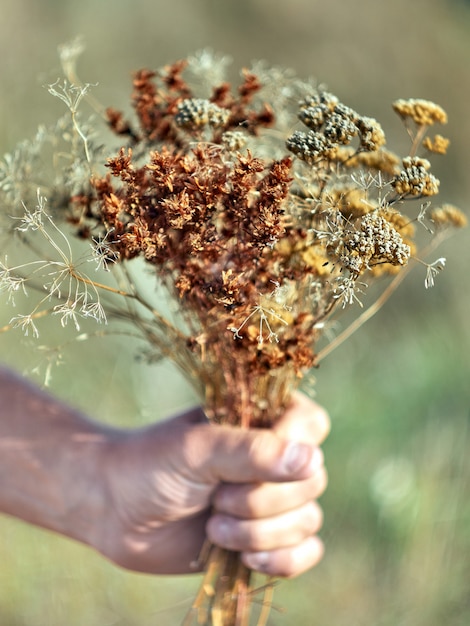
[{"left": 94, "top": 393, "right": 329, "bottom": 578}]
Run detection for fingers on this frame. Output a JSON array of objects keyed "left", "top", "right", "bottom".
[
  {"left": 213, "top": 464, "right": 327, "bottom": 519},
  {"left": 205, "top": 394, "right": 329, "bottom": 579},
  {"left": 207, "top": 500, "right": 323, "bottom": 551},
  {"left": 206, "top": 501, "right": 324, "bottom": 578},
  {"left": 242, "top": 536, "right": 325, "bottom": 578}
]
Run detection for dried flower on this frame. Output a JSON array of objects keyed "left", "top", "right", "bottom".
[
  {"left": 429, "top": 203, "right": 468, "bottom": 229},
  {"left": 392, "top": 156, "right": 440, "bottom": 197},
  {"left": 0, "top": 258, "right": 27, "bottom": 304},
  {"left": 286, "top": 129, "right": 336, "bottom": 163},
  {"left": 339, "top": 211, "right": 411, "bottom": 275},
  {"left": 423, "top": 134, "right": 450, "bottom": 155},
  {"left": 0, "top": 45, "right": 466, "bottom": 626},
  {"left": 174, "top": 98, "right": 230, "bottom": 130},
  {"left": 424, "top": 257, "right": 446, "bottom": 289},
  {"left": 356, "top": 116, "right": 386, "bottom": 151},
  {"left": 392, "top": 98, "right": 448, "bottom": 126}
]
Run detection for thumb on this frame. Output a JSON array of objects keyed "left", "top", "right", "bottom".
[{"left": 188, "top": 424, "right": 322, "bottom": 485}]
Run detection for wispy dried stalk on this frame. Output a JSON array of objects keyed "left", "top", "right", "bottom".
[{"left": 0, "top": 43, "right": 466, "bottom": 625}]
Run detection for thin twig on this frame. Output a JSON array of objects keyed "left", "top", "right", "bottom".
[
  {"left": 316, "top": 267, "right": 411, "bottom": 362},
  {"left": 316, "top": 231, "right": 448, "bottom": 363},
  {"left": 0, "top": 308, "right": 52, "bottom": 333}
]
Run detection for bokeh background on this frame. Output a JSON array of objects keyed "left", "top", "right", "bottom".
[{"left": 1, "top": 0, "right": 469, "bottom": 624}]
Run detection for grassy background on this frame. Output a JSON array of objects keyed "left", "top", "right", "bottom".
[{"left": 1, "top": 0, "right": 469, "bottom": 624}]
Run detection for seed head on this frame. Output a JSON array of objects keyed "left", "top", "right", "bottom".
[
  {"left": 392, "top": 156, "right": 439, "bottom": 197},
  {"left": 175, "top": 98, "right": 230, "bottom": 130},
  {"left": 300, "top": 91, "right": 339, "bottom": 113},
  {"left": 323, "top": 113, "right": 358, "bottom": 145},
  {"left": 340, "top": 211, "right": 411, "bottom": 275},
  {"left": 221, "top": 130, "right": 247, "bottom": 151},
  {"left": 298, "top": 104, "right": 329, "bottom": 130},
  {"left": 356, "top": 116, "right": 386, "bottom": 151},
  {"left": 286, "top": 130, "right": 336, "bottom": 163}
]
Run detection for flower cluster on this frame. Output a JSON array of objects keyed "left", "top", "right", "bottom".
[
  {"left": 174, "top": 98, "right": 230, "bottom": 130},
  {"left": 286, "top": 91, "right": 386, "bottom": 164},
  {"left": 392, "top": 156, "right": 440, "bottom": 197},
  {"left": 338, "top": 211, "right": 411, "bottom": 275},
  {"left": 392, "top": 98, "right": 448, "bottom": 126}
]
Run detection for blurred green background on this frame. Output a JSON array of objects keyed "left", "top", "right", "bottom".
[{"left": 1, "top": 0, "right": 469, "bottom": 624}]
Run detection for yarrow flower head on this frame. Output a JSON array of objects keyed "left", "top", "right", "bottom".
[
  {"left": 289, "top": 93, "right": 386, "bottom": 160},
  {"left": 392, "top": 98, "right": 448, "bottom": 126},
  {"left": 392, "top": 156, "right": 440, "bottom": 197},
  {"left": 339, "top": 211, "right": 411, "bottom": 275}
]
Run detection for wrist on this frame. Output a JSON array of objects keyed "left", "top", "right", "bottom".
[
  {"left": 54, "top": 422, "right": 118, "bottom": 550},
  {"left": 0, "top": 368, "right": 119, "bottom": 549}
]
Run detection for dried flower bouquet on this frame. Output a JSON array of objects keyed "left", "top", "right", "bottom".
[{"left": 0, "top": 42, "right": 466, "bottom": 625}]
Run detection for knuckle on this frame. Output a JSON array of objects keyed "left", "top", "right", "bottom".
[
  {"left": 282, "top": 538, "right": 325, "bottom": 578},
  {"left": 314, "top": 406, "right": 331, "bottom": 443},
  {"left": 275, "top": 553, "right": 299, "bottom": 578},
  {"left": 313, "top": 466, "right": 328, "bottom": 497},
  {"left": 239, "top": 494, "right": 263, "bottom": 518},
  {"left": 306, "top": 501, "right": 324, "bottom": 533},
  {"left": 247, "top": 430, "right": 278, "bottom": 464},
  {"left": 239, "top": 523, "right": 264, "bottom": 550}
]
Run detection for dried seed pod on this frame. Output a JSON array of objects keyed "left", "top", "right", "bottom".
[{"left": 175, "top": 98, "right": 230, "bottom": 129}]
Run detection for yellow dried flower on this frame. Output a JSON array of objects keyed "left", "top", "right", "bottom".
[
  {"left": 392, "top": 98, "right": 448, "bottom": 126},
  {"left": 331, "top": 188, "right": 371, "bottom": 219},
  {"left": 334, "top": 147, "right": 401, "bottom": 176},
  {"left": 301, "top": 244, "right": 332, "bottom": 276},
  {"left": 422, "top": 134, "right": 450, "bottom": 155},
  {"left": 429, "top": 204, "right": 468, "bottom": 229},
  {"left": 381, "top": 208, "right": 416, "bottom": 240}
]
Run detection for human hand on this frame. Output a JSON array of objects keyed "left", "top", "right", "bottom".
[{"left": 93, "top": 393, "right": 329, "bottom": 578}]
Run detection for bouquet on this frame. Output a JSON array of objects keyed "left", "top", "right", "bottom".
[{"left": 0, "top": 41, "right": 465, "bottom": 625}]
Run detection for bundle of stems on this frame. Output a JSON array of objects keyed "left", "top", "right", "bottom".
[{"left": 0, "top": 44, "right": 466, "bottom": 625}]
